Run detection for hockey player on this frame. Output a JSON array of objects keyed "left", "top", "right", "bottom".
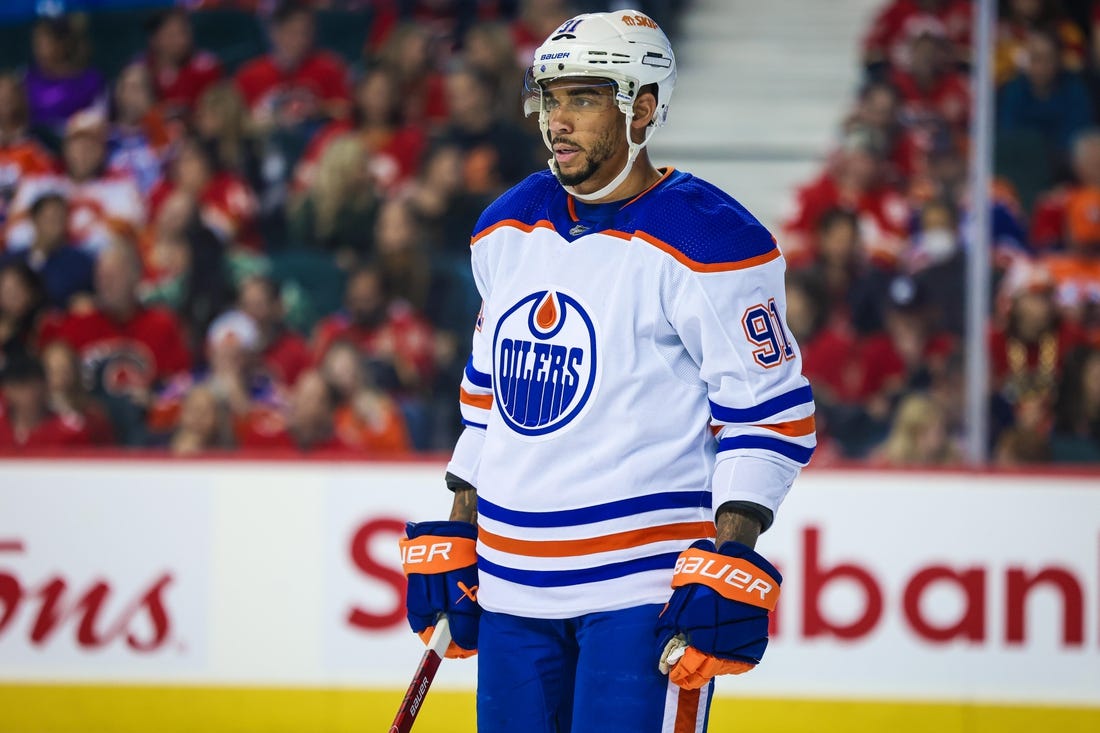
[{"left": 401, "top": 10, "right": 815, "bottom": 732}]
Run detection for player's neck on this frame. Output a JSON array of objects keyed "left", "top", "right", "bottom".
[{"left": 582, "top": 151, "right": 661, "bottom": 205}]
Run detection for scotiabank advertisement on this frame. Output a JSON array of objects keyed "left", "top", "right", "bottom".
[{"left": 1, "top": 460, "right": 1098, "bottom": 707}]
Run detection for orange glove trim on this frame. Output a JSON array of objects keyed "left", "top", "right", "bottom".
[
  {"left": 670, "top": 548, "right": 780, "bottom": 611},
  {"left": 417, "top": 626, "right": 477, "bottom": 659},
  {"left": 399, "top": 535, "right": 477, "bottom": 575},
  {"left": 668, "top": 646, "right": 754, "bottom": 690}
]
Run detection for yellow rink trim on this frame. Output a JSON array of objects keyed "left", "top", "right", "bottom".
[{"left": 1, "top": 685, "right": 1098, "bottom": 733}]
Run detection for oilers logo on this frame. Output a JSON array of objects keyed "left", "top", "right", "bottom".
[{"left": 493, "top": 289, "right": 600, "bottom": 438}]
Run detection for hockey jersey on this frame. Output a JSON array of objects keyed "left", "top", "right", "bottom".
[{"left": 447, "top": 168, "right": 816, "bottom": 619}]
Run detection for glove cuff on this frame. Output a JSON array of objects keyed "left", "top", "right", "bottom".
[
  {"left": 671, "top": 547, "right": 780, "bottom": 610},
  {"left": 400, "top": 534, "right": 477, "bottom": 575}
]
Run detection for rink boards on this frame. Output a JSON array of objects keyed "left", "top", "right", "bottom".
[{"left": 0, "top": 458, "right": 1098, "bottom": 732}]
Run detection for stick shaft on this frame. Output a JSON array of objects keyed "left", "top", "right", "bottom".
[{"left": 388, "top": 617, "right": 451, "bottom": 733}]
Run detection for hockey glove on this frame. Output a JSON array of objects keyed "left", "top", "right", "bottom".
[
  {"left": 656, "top": 539, "right": 781, "bottom": 689},
  {"left": 400, "top": 520, "right": 480, "bottom": 659}
]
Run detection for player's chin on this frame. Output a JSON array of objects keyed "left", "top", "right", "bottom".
[{"left": 552, "top": 159, "right": 596, "bottom": 187}]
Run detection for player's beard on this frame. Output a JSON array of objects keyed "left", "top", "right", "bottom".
[{"left": 550, "top": 129, "right": 618, "bottom": 187}]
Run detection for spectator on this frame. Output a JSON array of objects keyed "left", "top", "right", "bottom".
[
  {"left": 1042, "top": 190, "right": 1100, "bottom": 332},
  {"left": 0, "top": 193, "right": 94, "bottom": 308},
  {"left": 1031, "top": 128, "right": 1100, "bottom": 250},
  {"left": 435, "top": 64, "right": 542, "bottom": 192},
  {"left": 862, "top": 0, "right": 972, "bottom": 75},
  {"left": 149, "top": 136, "right": 260, "bottom": 250},
  {"left": 376, "top": 23, "right": 449, "bottom": 128},
  {"left": 38, "top": 240, "right": 191, "bottom": 445},
  {"left": 201, "top": 309, "right": 281, "bottom": 417},
  {"left": 874, "top": 274, "right": 958, "bottom": 391},
  {"left": 292, "top": 66, "right": 426, "bottom": 197},
  {"left": 1050, "top": 345, "right": 1100, "bottom": 462},
  {"left": 995, "top": 0, "right": 1087, "bottom": 86},
  {"left": 0, "top": 74, "right": 57, "bottom": 227},
  {"left": 0, "top": 355, "right": 93, "bottom": 449},
  {"left": 288, "top": 134, "right": 379, "bottom": 264},
  {"left": 39, "top": 339, "right": 113, "bottom": 444},
  {"left": 141, "top": 189, "right": 232, "bottom": 348},
  {"left": 872, "top": 391, "right": 960, "bottom": 466},
  {"left": 408, "top": 143, "right": 489, "bottom": 258},
  {"left": 311, "top": 264, "right": 436, "bottom": 394},
  {"left": 889, "top": 27, "right": 970, "bottom": 130},
  {"left": 142, "top": 9, "right": 223, "bottom": 120},
  {"left": 6, "top": 109, "right": 144, "bottom": 254},
  {"left": 238, "top": 368, "right": 344, "bottom": 451},
  {"left": 464, "top": 22, "right": 526, "bottom": 121},
  {"left": 997, "top": 28, "right": 1094, "bottom": 157},
  {"left": 106, "top": 63, "right": 170, "bottom": 196},
  {"left": 366, "top": 0, "right": 480, "bottom": 55},
  {"left": 989, "top": 261, "right": 1083, "bottom": 429},
  {"left": 237, "top": 274, "right": 311, "bottom": 388},
  {"left": 321, "top": 339, "right": 410, "bottom": 453},
  {"left": 784, "top": 269, "right": 857, "bottom": 408},
  {"left": 844, "top": 80, "right": 919, "bottom": 184},
  {"left": 781, "top": 126, "right": 910, "bottom": 269},
  {"left": 169, "top": 383, "right": 235, "bottom": 455},
  {"left": 194, "top": 82, "right": 263, "bottom": 190},
  {"left": 235, "top": 0, "right": 351, "bottom": 130},
  {"left": 908, "top": 197, "right": 967, "bottom": 335},
  {"left": 0, "top": 261, "right": 45, "bottom": 371},
  {"left": 24, "top": 15, "right": 106, "bottom": 136},
  {"left": 374, "top": 198, "right": 431, "bottom": 312},
  {"left": 994, "top": 388, "right": 1054, "bottom": 465},
  {"left": 804, "top": 207, "right": 893, "bottom": 334}
]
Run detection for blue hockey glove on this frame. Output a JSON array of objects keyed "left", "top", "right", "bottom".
[
  {"left": 400, "top": 520, "right": 480, "bottom": 659},
  {"left": 656, "top": 539, "right": 781, "bottom": 689}
]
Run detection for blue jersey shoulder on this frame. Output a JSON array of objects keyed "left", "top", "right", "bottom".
[
  {"left": 472, "top": 170, "right": 561, "bottom": 239},
  {"left": 628, "top": 171, "right": 778, "bottom": 266}
]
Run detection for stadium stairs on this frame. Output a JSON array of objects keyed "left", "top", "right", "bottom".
[{"left": 650, "top": 0, "right": 884, "bottom": 230}]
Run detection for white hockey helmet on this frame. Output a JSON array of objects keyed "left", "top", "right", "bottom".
[{"left": 522, "top": 10, "right": 677, "bottom": 201}]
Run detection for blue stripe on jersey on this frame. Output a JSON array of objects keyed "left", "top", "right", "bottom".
[
  {"left": 710, "top": 384, "right": 814, "bottom": 424},
  {"left": 477, "top": 491, "right": 711, "bottom": 528},
  {"left": 477, "top": 551, "right": 682, "bottom": 587},
  {"left": 717, "top": 435, "right": 815, "bottom": 464},
  {"left": 462, "top": 418, "right": 488, "bottom": 430},
  {"left": 465, "top": 357, "right": 492, "bottom": 389}
]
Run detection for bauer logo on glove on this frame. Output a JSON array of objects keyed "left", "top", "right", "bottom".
[{"left": 656, "top": 539, "right": 782, "bottom": 690}]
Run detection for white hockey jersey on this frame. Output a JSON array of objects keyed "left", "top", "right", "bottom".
[{"left": 447, "top": 168, "right": 815, "bottom": 619}]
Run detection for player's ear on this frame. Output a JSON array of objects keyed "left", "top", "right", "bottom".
[{"left": 630, "top": 88, "right": 657, "bottom": 131}]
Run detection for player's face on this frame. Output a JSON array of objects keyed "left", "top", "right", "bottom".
[{"left": 543, "top": 78, "right": 626, "bottom": 191}]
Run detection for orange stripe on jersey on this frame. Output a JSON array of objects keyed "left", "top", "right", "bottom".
[
  {"left": 674, "top": 687, "right": 701, "bottom": 733},
  {"left": 460, "top": 387, "right": 493, "bottom": 410},
  {"left": 754, "top": 414, "right": 816, "bottom": 438},
  {"left": 399, "top": 535, "right": 477, "bottom": 575},
  {"left": 602, "top": 229, "right": 781, "bottom": 273},
  {"left": 479, "top": 521, "right": 715, "bottom": 558},
  {"left": 470, "top": 218, "right": 556, "bottom": 246},
  {"left": 671, "top": 549, "right": 780, "bottom": 611}
]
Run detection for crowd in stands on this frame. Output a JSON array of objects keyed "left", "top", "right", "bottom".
[
  {"left": 783, "top": 0, "right": 1100, "bottom": 466},
  {"left": 1, "top": 0, "right": 691, "bottom": 454},
  {"left": 1, "top": 0, "right": 1098, "bottom": 468}
]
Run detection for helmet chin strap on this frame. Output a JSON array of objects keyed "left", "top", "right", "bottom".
[{"left": 552, "top": 115, "right": 657, "bottom": 203}]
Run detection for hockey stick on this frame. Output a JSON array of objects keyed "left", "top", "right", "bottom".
[{"left": 388, "top": 616, "right": 452, "bottom": 733}]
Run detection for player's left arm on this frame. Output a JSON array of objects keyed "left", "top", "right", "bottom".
[{"left": 657, "top": 240, "right": 814, "bottom": 689}]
